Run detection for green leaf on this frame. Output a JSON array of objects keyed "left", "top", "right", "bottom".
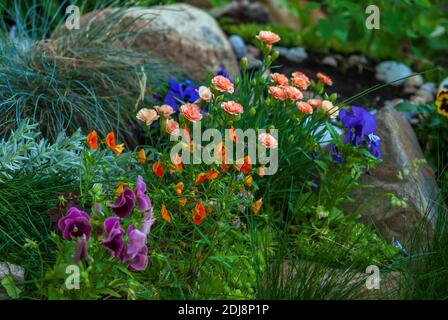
[{"left": 1, "top": 276, "right": 22, "bottom": 299}]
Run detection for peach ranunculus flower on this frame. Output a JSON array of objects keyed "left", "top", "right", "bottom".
[
  {"left": 270, "top": 73, "right": 289, "bottom": 86},
  {"left": 296, "top": 101, "right": 313, "bottom": 114},
  {"left": 256, "top": 31, "right": 281, "bottom": 48},
  {"left": 221, "top": 100, "right": 244, "bottom": 115},
  {"left": 180, "top": 103, "right": 203, "bottom": 122},
  {"left": 284, "top": 86, "right": 303, "bottom": 101},
  {"left": 307, "top": 98, "right": 323, "bottom": 109},
  {"left": 268, "top": 86, "right": 287, "bottom": 101},
  {"left": 165, "top": 119, "right": 180, "bottom": 135},
  {"left": 136, "top": 108, "right": 159, "bottom": 126},
  {"left": 316, "top": 72, "right": 333, "bottom": 86},
  {"left": 86, "top": 130, "right": 98, "bottom": 151},
  {"left": 258, "top": 132, "right": 278, "bottom": 149},
  {"left": 212, "top": 75, "right": 234, "bottom": 94},
  {"left": 321, "top": 100, "right": 339, "bottom": 118},
  {"left": 291, "top": 72, "right": 310, "bottom": 91},
  {"left": 155, "top": 104, "right": 175, "bottom": 118},
  {"left": 198, "top": 86, "right": 212, "bottom": 102}
]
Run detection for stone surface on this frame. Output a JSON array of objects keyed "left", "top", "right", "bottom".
[
  {"left": 347, "top": 106, "right": 438, "bottom": 244},
  {"left": 274, "top": 46, "right": 308, "bottom": 63},
  {"left": 375, "top": 61, "right": 413, "bottom": 86},
  {"left": 210, "top": 0, "right": 271, "bottom": 24},
  {"left": 0, "top": 262, "right": 25, "bottom": 300},
  {"left": 71, "top": 4, "right": 239, "bottom": 82},
  {"left": 229, "top": 34, "right": 247, "bottom": 59}
]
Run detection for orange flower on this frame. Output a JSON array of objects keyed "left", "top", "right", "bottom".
[
  {"left": 316, "top": 72, "right": 333, "bottom": 86},
  {"left": 174, "top": 182, "right": 184, "bottom": 196},
  {"left": 296, "top": 101, "right": 313, "bottom": 114},
  {"left": 235, "top": 155, "right": 252, "bottom": 175},
  {"left": 115, "top": 181, "right": 126, "bottom": 196},
  {"left": 284, "top": 86, "right": 303, "bottom": 101},
  {"left": 268, "top": 86, "right": 287, "bottom": 101},
  {"left": 251, "top": 198, "right": 263, "bottom": 215},
  {"left": 206, "top": 169, "right": 220, "bottom": 180},
  {"left": 244, "top": 175, "right": 253, "bottom": 187},
  {"left": 195, "top": 172, "right": 208, "bottom": 186},
  {"left": 256, "top": 30, "right": 281, "bottom": 48},
  {"left": 86, "top": 130, "right": 98, "bottom": 151},
  {"left": 161, "top": 204, "right": 171, "bottom": 223},
  {"left": 291, "top": 72, "right": 310, "bottom": 91},
  {"left": 137, "top": 148, "right": 146, "bottom": 164},
  {"left": 192, "top": 202, "right": 206, "bottom": 225},
  {"left": 212, "top": 75, "right": 234, "bottom": 94},
  {"left": 169, "top": 153, "right": 183, "bottom": 173},
  {"left": 271, "top": 73, "right": 289, "bottom": 86},
  {"left": 105, "top": 132, "right": 124, "bottom": 156},
  {"left": 152, "top": 161, "right": 164, "bottom": 178},
  {"left": 179, "top": 197, "right": 187, "bottom": 207}
]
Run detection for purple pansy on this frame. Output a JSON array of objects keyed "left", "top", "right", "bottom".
[
  {"left": 339, "top": 106, "right": 381, "bottom": 159},
  {"left": 103, "top": 217, "right": 125, "bottom": 258},
  {"left": 111, "top": 187, "right": 135, "bottom": 218},
  {"left": 163, "top": 79, "right": 200, "bottom": 111},
  {"left": 135, "top": 175, "right": 152, "bottom": 213},
  {"left": 216, "top": 64, "right": 233, "bottom": 83},
  {"left": 57, "top": 207, "right": 91, "bottom": 240}
]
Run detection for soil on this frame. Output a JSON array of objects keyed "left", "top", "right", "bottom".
[{"left": 275, "top": 49, "right": 411, "bottom": 109}]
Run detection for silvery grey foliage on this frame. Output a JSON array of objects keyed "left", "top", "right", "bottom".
[{"left": 0, "top": 120, "right": 134, "bottom": 183}]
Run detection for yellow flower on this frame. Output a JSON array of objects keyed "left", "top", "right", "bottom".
[
  {"left": 137, "top": 149, "right": 146, "bottom": 164},
  {"left": 174, "top": 182, "right": 184, "bottom": 196},
  {"left": 251, "top": 198, "right": 263, "bottom": 215},
  {"left": 435, "top": 90, "right": 448, "bottom": 117},
  {"left": 244, "top": 175, "right": 253, "bottom": 187},
  {"left": 115, "top": 181, "right": 126, "bottom": 196}
]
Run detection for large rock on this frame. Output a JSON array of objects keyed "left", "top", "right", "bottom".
[
  {"left": 70, "top": 4, "right": 239, "bottom": 82},
  {"left": 349, "top": 106, "right": 438, "bottom": 244},
  {"left": 0, "top": 262, "right": 24, "bottom": 299}
]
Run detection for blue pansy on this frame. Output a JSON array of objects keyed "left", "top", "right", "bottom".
[{"left": 163, "top": 79, "right": 200, "bottom": 112}]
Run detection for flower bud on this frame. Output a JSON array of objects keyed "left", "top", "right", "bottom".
[
  {"left": 249, "top": 107, "right": 256, "bottom": 116},
  {"left": 241, "top": 57, "right": 248, "bottom": 71},
  {"left": 271, "top": 50, "right": 280, "bottom": 61}
]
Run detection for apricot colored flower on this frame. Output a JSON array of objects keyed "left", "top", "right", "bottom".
[
  {"left": 268, "top": 86, "right": 287, "bottom": 101},
  {"left": 284, "top": 86, "right": 303, "bottom": 101},
  {"left": 105, "top": 131, "right": 124, "bottom": 156},
  {"left": 212, "top": 75, "right": 234, "bottom": 94},
  {"left": 195, "top": 173, "right": 208, "bottom": 186},
  {"left": 256, "top": 31, "right": 281, "bottom": 48},
  {"left": 174, "top": 182, "right": 184, "bottom": 196},
  {"left": 180, "top": 103, "right": 203, "bottom": 122},
  {"left": 198, "top": 86, "right": 212, "bottom": 102},
  {"left": 291, "top": 72, "right": 310, "bottom": 90},
  {"left": 235, "top": 155, "right": 252, "bottom": 175},
  {"left": 152, "top": 161, "right": 164, "bottom": 178},
  {"left": 251, "top": 198, "right": 263, "bottom": 215},
  {"left": 321, "top": 100, "right": 339, "bottom": 118},
  {"left": 245, "top": 175, "right": 253, "bottom": 187},
  {"left": 316, "top": 72, "right": 333, "bottom": 86},
  {"left": 166, "top": 119, "right": 180, "bottom": 136},
  {"left": 192, "top": 202, "right": 206, "bottom": 225},
  {"left": 206, "top": 169, "right": 219, "bottom": 180},
  {"left": 161, "top": 204, "right": 171, "bottom": 223},
  {"left": 258, "top": 133, "right": 278, "bottom": 149},
  {"left": 436, "top": 90, "right": 448, "bottom": 116},
  {"left": 115, "top": 181, "right": 126, "bottom": 196},
  {"left": 258, "top": 165, "right": 266, "bottom": 177},
  {"left": 86, "top": 130, "right": 98, "bottom": 151},
  {"left": 155, "top": 104, "right": 175, "bottom": 118},
  {"left": 221, "top": 100, "right": 244, "bottom": 115},
  {"left": 137, "top": 149, "right": 146, "bottom": 164},
  {"left": 307, "top": 98, "right": 323, "bottom": 109},
  {"left": 179, "top": 198, "right": 187, "bottom": 207},
  {"left": 296, "top": 101, "right": 313, "bottom": 114},
  {"left": 229, "top": 126, "right": 238, "bottom": 142},
  {"left": 136, "top": 108, "right": 159, "bottom": 126},
  {"left": 271, "top": 73, "right": 289, "bottom": 86}
]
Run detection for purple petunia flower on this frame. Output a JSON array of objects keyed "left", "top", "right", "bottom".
[
  {"left": 111, "top": 187, "right": 135, "bottom": 218},
  {"left": 134, "top": 176, "right": 152, "bottom": 213},
  {"left": 57, "top": 207, "right": 91, "bottom": 240},
  {"left": 103, "top": 217, "right": 125, "bottom": 258},
  {"left": 339, "top": 106, "right": 381, "bottom": 159}
]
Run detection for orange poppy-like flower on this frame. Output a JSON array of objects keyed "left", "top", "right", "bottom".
[
  {"left": 115, "top": 181, "right": 126, "bottom": 196},
  {"left": 180, "top": 103, "right": 203, "bottom": 122},
  {"left": 212, "top": 75, "right": 234, "bottom": 94},
  {"left": 284, "top": 86, "right": 303, "bottom": 101},
  {"left": 245, "top": 175, "right": 253, "bottom": 187},
  {"left": 307, "top": 98, "right": 323, "bottom": 109},
  {"left": 229, "top": 127, "right": 238, "bottom": 142},
  {"left": 161, "top": 204, "right": 171, "bottom": 223},
  {"left": 271, "top": 73, "right": 289, "bottom": 86},
  {"left": 105, "top": 132, "right": 125, "bottom": 156},
  {"left": 235, "top": 155, "right": 252, "bottom": 175},
  {"left": 258, "top": 133, "right": 278, "bottom": 149},
  {"left": 221, "top": 100, "right": 244, "bottom": 115},
  {"left": 195, "top": 172, "right": 208, "bottom": 186},
  {"left": 316, "top": 72, "right": 333, "bottom": 86},
  {"left": 179, "top": 197, "right": 187, "bottom": 207},
  {"left": 296, "top": 101, "right": 313, "bottom": 114},
  {"left": 268, "top": 86, "right": 287, "bottom": 101},
  {"left": 86, "top": 130, "right": 98, "bottom": 151},
  {"left": 174, "top": 182, "right": 184, "bottom": 196},
  {"left": 251, "top": 198, "right": 263, "bottom": 215},
  {"left": 137, "top": 148, "right": 146, "bottom": 164},
  {"left": 291, "top": 72, "right": 310, "bottom": 91},
  {"left": 168, "top": 153, "right": 183, "bottom": 174},
  {"left": 152, "top": 161, "right": 164, "bottom": 178},
  {"left": 206, "top": 169, "right": 220, "bottom": 180},
  {"left": 155, "top": 104, "right": 175, "bottom": 118},
  {"left": 256, "top": 31, "right": 281, "bottom": 48},
  {"left": 192, "top": 202, "right": 206, "bottom": 225}
]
